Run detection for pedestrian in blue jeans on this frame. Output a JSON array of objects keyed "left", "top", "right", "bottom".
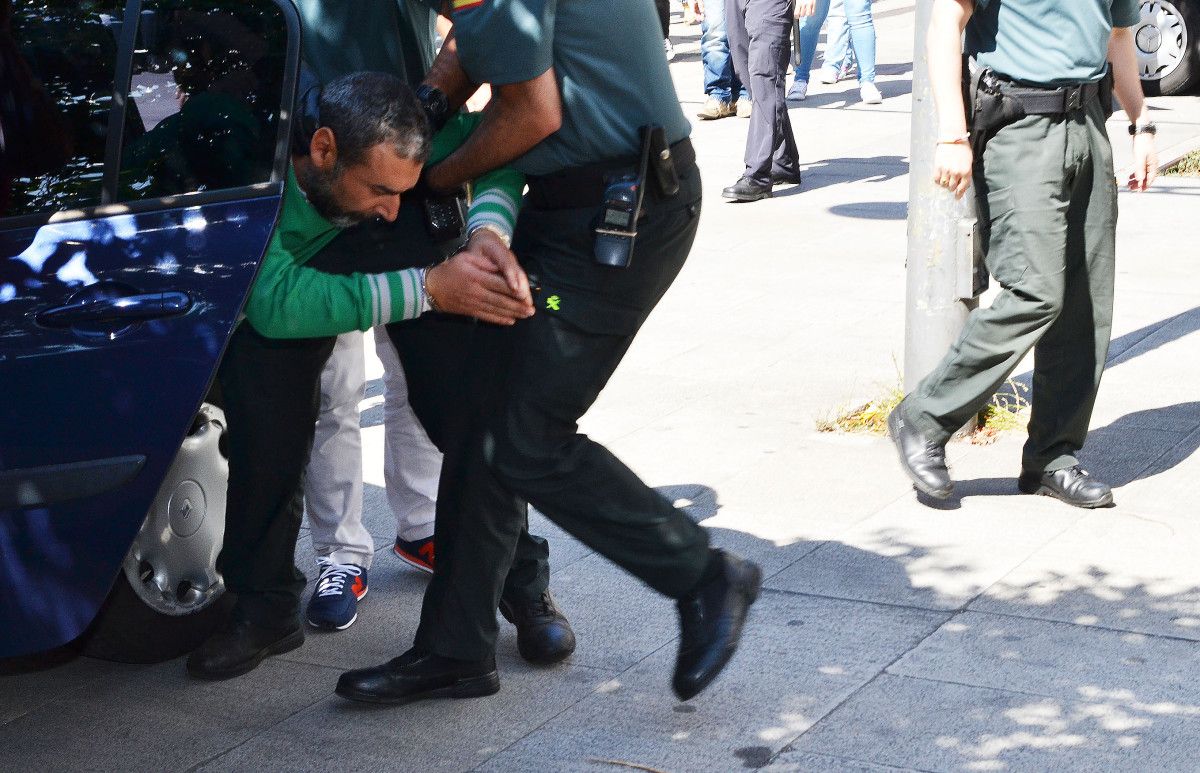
[
  {"left": 788, "top": 0, "right": 882, "bottom": 104},
  {"left": 811, "top": 0, "right": 858, "bottom": 86},
  {"left": 697, "top": 0, "right": 751, "bottom": 119}
]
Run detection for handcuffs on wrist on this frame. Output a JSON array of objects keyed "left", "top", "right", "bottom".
[{"left": 420, "top": 265, "right": 442, "bottom": 314}]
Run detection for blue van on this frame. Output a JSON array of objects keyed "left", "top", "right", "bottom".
[{"left": 1, "top": 0, "right": 301, "bottom": 662}]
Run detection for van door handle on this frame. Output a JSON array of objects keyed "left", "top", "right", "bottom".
[{"left": 36, "top": 291, "right": 192, "bottom": 328}]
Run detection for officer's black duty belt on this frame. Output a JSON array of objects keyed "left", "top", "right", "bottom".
[
  {"left": 995, "top": 80, "right": 1101, "bottom": 115},
  {"left": 526, "top": 139, "right": 696, "bottom": 211}
]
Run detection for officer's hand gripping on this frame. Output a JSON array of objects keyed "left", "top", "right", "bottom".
[
  {"left": 465, "top": 227, "right": 532, "bottom": 303},
  {"left": 425, "top": 240, "right": 535, "bottom": 326}
]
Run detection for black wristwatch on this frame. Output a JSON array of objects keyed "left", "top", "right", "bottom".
[
  {"left": 416, "top": 84, "right": 450, "bottom": 132},
  {"left": 1129, "top": 121, "right": 1157, "bottom": 136}
]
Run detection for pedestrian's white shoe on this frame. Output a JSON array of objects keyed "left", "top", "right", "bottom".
[
  {"left": 786, "top": 79, "right": 808, "bottom": 101},
  {"left": 818, "top": 66, "right": 840, "bottom": 84},
  {"left": 860, "top": 82, "right": 883, "bottom": 104}
]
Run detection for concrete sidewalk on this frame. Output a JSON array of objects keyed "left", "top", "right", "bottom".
[{"left": 5, "top": 3, "right": 1200, "bottom": 771}]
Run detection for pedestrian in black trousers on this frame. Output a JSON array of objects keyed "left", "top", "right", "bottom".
[{"left": 723, "top": 0, "right": 803, "bottom": 201}]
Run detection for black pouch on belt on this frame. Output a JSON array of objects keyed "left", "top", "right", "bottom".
[
  {"left": 1098, "top": 64, "right": 1115, "bottom": 118},
  {"left": 963, "top": 57, "right": 1027, "bottom": 158}
]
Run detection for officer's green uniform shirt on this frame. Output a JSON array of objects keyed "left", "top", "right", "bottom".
[
  {"left": 968, "top": 0, "right": 1140, "bottom": 85},
  {"left": 444, "top": 0, "right": 692, "bottom": 175},
  {"left": 294, "top": 0, "right": 437, "bottom": 86}
]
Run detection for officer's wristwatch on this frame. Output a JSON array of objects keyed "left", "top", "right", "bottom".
[
  {"left": 416, "top": 84, "right": 450, "bottom": 132},
  {"left": 1129, "top": 121, "right": 1157, "bottom": 136}
]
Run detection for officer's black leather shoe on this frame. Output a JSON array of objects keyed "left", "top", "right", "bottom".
[
  {"left": 499, "top": 590, "right": 576, "bottom": 665},
  {"left": 186, "top": 619, "right": 303, "bottom": 681},
  {"left": 887, "top": 404, "right": 953, "bottom": 499},
  {"left": 335, "top": 648, "right": 500, "bottom": 705},
  {"left": 771, "top": 170, "right": 802, "bottom": 186},
  {"left": 672, "top": 550, "right": 762, "bottom": 701},
  {"left": 1018, "top": 465, "right": 1114, "bottom": 508},
  {"left": 722, "top": 176, "right": 772, "bottom": 202}
]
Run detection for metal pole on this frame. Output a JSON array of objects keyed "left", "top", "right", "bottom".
[{"left": 904, "top": 0, "right": 979, "bottom": 401}]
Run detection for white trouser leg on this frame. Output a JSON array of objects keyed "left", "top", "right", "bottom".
[
  {"left": 373, "top": 327, "right": 441, "bottom": 542},
  {"left": 304, "top": 331, "right": 374, "bottom": 568}
]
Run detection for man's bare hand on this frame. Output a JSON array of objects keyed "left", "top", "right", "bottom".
[
  {"left": 933, "top": 142, "right": 974, "bottom": 198},
  {"left": 466, "top": 227, "right": 531, "bottom": 304},
  {"left": 425, "top": 247, "right": 534, "bottom": 326},
  {"left": 795, "top": 0, "right": 817, "bottom": 17},
  {"left": 1128, "top": 133, "right": 1158, "bottom": 191}
]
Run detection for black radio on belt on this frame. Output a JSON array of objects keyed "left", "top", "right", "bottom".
[
  {"left": 594, "top": 174, "right": 642, "bottom": 268},
  {"left": 593, "top": 125, "right": 677, "bottom": 268}
]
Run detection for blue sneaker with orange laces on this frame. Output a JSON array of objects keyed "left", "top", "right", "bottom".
[{"left": 306, "top": 557, "right": 368, "bottom": 631}]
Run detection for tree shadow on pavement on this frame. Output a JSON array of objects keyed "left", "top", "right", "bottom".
[
  {"left": 635, "top": 493, "right": 1200, "bottom": 771},
  {"left": 1081, "top": 402, "right": 1200, "bottom": 488},
  {"left": 6, "top": 479, "right": 1200, "bottom": 773}
]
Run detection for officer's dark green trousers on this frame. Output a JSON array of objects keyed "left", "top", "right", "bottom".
[
  {"left": 905, "top": 93, "right": 1117, "bottom": 473},
  {"left": 414, "top": 162, "right": 711, "bottom": 662}
]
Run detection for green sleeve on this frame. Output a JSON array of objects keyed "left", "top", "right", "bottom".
[
  {"left": 243, "top": 232, "right": 427, "bottom": 339},
  {"left": 430, "top": 113, "right": 525, "bottom": 237}
]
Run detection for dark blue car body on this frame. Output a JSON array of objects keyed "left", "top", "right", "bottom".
[{"left": 0, "top": 0, "right": 300, "bottom": 658}]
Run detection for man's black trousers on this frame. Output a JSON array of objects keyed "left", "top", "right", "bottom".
[
  {"left": 215, "top": 200, "right": 551, "bottom": 630},
  {"left": 412, "top": 159, "right": 712, "bottom": 662},
  {"left": 726, "top": 0, "right": 800, "bottom": 184}
]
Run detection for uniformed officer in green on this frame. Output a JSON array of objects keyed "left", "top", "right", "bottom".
[
  {"left": 888, "top": 0, "right": 1158, "bottom": 506},
  {"left": 336, "top": 0, "right": 764, "bottom": 705}
]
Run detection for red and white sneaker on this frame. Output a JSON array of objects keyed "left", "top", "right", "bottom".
[{"left": 393, "top": 536, "right": 434, "bottom": 574}]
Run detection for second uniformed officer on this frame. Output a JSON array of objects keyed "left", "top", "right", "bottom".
[
  {"left": 888, "top": 0, "right": 1157, "bottom": 505},
  {"left": 336, "top": 0, "right": 763, "bottom": 705}
]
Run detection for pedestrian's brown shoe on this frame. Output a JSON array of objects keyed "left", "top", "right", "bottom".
[{"left": 696, "top": 96, "right": 735, "bottom": 120}]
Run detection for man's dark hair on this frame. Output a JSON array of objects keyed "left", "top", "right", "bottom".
[{"left": 318, "top": 71, "right": 431, "bottom": 167}]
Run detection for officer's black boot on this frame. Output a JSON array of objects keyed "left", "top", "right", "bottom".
[
  {"left": 335, "top": 648, "right": 500, "bottom": 704},
  {"left": 186, "top": 618, "right": 304, "bottom": 680},
  {"left": 672, "top": 550, "right": 762, "bottom": 701},
  {"left": 1018, "top": 465, "right": 1114, "bottom": 508},
  {"left": 499, "top": 590, "right": 576, "bottom": 665},
  {"left": 887, "top": 402, "right": 953, "bottom": 499},
  {"left": 722, "top": 176, "right": 772, "bottom": 202},
  {"left": 771, "top": 169, "right": 802, "bottom": 186}
]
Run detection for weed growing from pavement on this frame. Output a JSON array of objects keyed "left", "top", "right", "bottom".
[
  {"left": 816, "top": 385, "right": 904, "bottom": 435},
  {"left": 817, "top": 379, "right": 1029, "bottom": 444},
  {"left": 972, "top": 379, "right": 1030, "bottom": 445},
  {"left": 1165, "top": 150, "right": 1200, "bottom": 176}
]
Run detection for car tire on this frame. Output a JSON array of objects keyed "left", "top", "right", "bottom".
[
  {"left": 1139, "top": 0, "right": 1200, "bottom": 97},
  {"left": 78, "top": 402, "right": 232, "bottom": 663}
]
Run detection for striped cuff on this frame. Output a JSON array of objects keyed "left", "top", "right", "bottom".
[
  {"left": 367, "top": 268, "right": 426, "bottom": 325},
  {"left": 468, "top": 188, "right": 519, "bottom": 241}
]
